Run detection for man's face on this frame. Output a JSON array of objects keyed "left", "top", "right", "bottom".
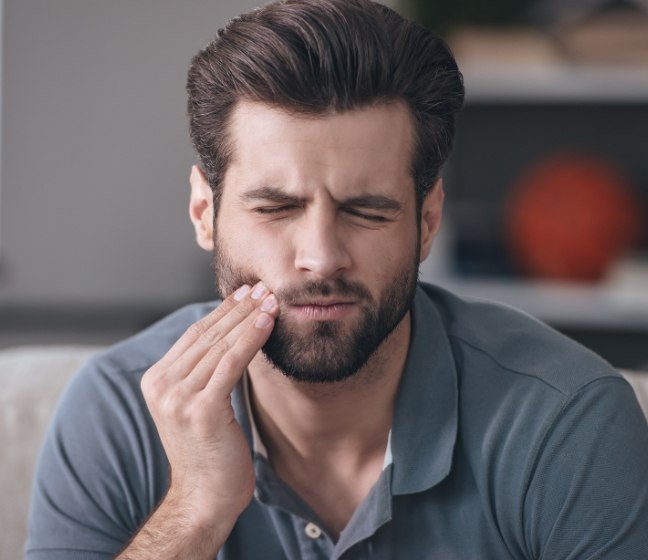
[{"left": 207, "top": 101, "right": 435, "bottom": 383}]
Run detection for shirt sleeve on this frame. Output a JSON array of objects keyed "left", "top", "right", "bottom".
[
  {"left": 25, "top": 357, "right": 167, "bottom": 559},
  {"left": 523, "top": 377, "right": 648, "bottom": 559}
]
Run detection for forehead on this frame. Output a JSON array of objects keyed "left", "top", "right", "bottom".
[{"left": 222, "top": 100, "right": 415, "bottom": 199}]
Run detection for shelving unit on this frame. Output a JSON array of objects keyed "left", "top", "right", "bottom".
[
  {"left": 461, "top": 63, "right": 648, "bottom": 104},
  {"left": 423, "top": 272, "right": 648, "bottom": 330},
  {"left": 420, "top": 57, "right": 648, "bottom": 338}
]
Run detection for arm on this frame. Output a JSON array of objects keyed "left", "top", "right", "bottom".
[
  {"left": 116, "top": 283, "right": 278, "bottom": 559},
  {"left": 115, "top": 490, "right": 236, "bottom": 559}
]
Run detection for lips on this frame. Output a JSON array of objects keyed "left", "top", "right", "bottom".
[
  {"left": 290, "top": 298, "right": 355, "bottom": 306},
  {"left": 288, "top": 301, "right": 357, "bottom": 320}
]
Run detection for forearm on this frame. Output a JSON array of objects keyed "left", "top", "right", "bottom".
[{"left": 116, "top": 492, "right": 238, "bottom": 560}]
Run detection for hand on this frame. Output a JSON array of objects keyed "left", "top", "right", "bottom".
[{"left": 140, "top": 282, "right": 278, "bottom": 527}]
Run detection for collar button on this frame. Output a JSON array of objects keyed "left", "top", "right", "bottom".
[{"left": 305, "top": 522, "right": 322, "bottom": 539}]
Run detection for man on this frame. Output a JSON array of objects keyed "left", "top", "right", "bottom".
[{"left": 26, "top": 0, "right": 648, "bottom": 558}]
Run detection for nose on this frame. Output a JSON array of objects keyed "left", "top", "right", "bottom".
[{"left": 293, "top": 210, "right": 352, "bottom": 279}]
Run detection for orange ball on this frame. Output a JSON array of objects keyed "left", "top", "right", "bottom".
[{"left": 505, "top": 154, "right": 643, "bottom": 282}]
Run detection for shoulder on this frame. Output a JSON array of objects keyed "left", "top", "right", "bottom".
[
  {"left": 88, "top": 299, "right": 219, "bottom": 379},
  {"left": 416, "top": 284, "right": 648, "bottom": 556},
  {"left": 26, "top": 300, "right": 221, "bottom": 554},
  {"left": 47, "top": 299, "right": 221, "bottom": 476},
  {"left": 417, "top": 282, "right": 621, "bottom": 396},
  {"left": 62, "top": 300, "right": 219, "bottom": 400},
  {"left": 50, "top": 298, "right": 220, "bottom": 440}
]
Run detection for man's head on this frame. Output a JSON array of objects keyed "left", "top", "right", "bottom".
[
  {"left": 186, "top": 0, "right": 464, "bottom": 383},
  {"left": 186, "top": 0, "right": 464, "bottom": 216}
]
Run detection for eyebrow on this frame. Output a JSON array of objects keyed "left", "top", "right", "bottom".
[
  {"left": 240, "top": 187, "right": 306, "bottom": 205},
  {"left": 241, "top": 186, "right": 402, "bottom": 212}
]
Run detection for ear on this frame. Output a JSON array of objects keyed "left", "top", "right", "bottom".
[
  {"left": 189, "top": 165, "right": 215, "bottom": 251},
  {"left": 419, "top": 178, "right": 444, "bottom": 263}
]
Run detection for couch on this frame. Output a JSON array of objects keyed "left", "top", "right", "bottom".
[{"left": 2, "top": 345, "right": 647, "bottom": 559}]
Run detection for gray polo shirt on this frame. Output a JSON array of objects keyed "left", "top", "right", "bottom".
[{"left": 26, "top": 283, "right": 648, "bottom": 559}]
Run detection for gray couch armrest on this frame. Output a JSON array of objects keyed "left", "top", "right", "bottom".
[{"left": 0, "top": 345, "right": 104, "bottom": 560}]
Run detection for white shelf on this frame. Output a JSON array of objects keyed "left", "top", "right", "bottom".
[
  {"left": 425, "top": 275, "right": 648, "bottom": 329},
  {"left": 461, "top": 63, "right": 648, "bottom": 104},
  {"left": 420, "top": 228, "right": 648, "bottom": 329}
]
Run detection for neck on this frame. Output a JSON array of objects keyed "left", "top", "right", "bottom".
[{"left": 247, "top": 312, "right": 411, "bottom": 467}]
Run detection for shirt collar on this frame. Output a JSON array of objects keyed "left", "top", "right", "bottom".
[
  {"left": 232, "top": 284, "right": 458, "bottom": 494},
  {"left": 390, "top": 285, "right": 458, "bottom": 495},
  {"left": 242, "top": 372, "right": 269, "bottom": 457}
]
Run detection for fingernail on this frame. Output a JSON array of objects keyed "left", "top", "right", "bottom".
[
  {"left": 255, "top": 314, "right": 273, "bottom": 328},
  {"left": 251, "top": 282, "right": 267, "bottom": 300},
  {"left": 233, "top": 285, "right": 251, "bottom": 301},
  {"left": 260, "top": 294, "right": 276, "bottom": 312}
]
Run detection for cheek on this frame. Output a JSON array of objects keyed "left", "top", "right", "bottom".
[
  {"left": 222, "top": 223, "right": 292, "bottom": 284},
  {"left": 370, "top": 248, "right": 413, "bottom": 286},
  {"left": 355, "top": 228, "right": 419, "bottom": 288},
  {"left": 367, "top": 223, "right": 419, "bottom": 264}
]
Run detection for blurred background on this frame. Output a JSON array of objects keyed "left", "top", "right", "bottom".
[{"left": 1, "top": 0, "right": 647, "bottom": 367}]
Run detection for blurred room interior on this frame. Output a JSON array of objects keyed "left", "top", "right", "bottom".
[{"left": 1, "top": 0, "right": 647, "bottom": 369}]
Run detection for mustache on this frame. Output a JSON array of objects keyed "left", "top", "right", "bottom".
[
  {"left": 221, "top": 267, "right": 372, "bottom": 304},
  {"left": 275, "top": 279, "right": 372, "bottom": 305}
]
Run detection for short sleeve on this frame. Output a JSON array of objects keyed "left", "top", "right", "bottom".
[
  {"left": 25, "top": 358, "right": 168, "bottom": 559},
  {"left": 523, "top": 377, "right": 648, "bottom": 559}
]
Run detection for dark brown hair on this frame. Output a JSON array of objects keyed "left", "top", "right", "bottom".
[{"left": 186, "top": 0, "right": 464, "bottom": 214}]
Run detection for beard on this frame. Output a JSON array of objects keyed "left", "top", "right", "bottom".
[{"left": 212, "top": 239, "right": 419, "bottom": 384}]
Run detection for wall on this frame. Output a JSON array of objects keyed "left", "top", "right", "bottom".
[
  {"left": 1, "top": 0, "right": 274, "bottom": 308},
  {"left": 0, "top": 0, "right": 264, "bottom": 343}
]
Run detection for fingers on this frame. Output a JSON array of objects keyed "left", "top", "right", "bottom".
[
  {"left": 185, "top": 304, "right": 277, "bottom": 396},
  {"left": 141, "top": 281, "right": 279, "bottom": 412},
  {"left": 159, "top": 283, "right": 273, "bottom": 378},
  {"left": 153, "top": 285, "right": 249, "bottom": 370},
  {"left": 210, "top": 310, "right": 276, "bottom": 396},
  {"left": 169, "top": 286, "right": 276, "bottom": 383}
]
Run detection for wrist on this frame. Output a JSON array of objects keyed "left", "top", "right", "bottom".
[
  {"left": 116, "top": 491, "right": 241, "bottom": 559},
  {"left": 163, "top": 482, "right": 246, "bottom": 535}
]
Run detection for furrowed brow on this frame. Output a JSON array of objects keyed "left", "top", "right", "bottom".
[
  {"left": 343, "top": 194, "right": 403, "bottom": 212},
  {"left": 240, "top": 187, "right": 305, "bottom": 205}
]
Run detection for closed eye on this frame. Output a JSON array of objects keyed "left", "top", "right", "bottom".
[
  {"left": 253, "top": 205, "right": 298, "bottom": 215},
  {"left": 253, "top": 205, "right": 393, "bottom": 223},
  {"left": 343, "top": 208, "right": 390, "bottom": 223}
]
